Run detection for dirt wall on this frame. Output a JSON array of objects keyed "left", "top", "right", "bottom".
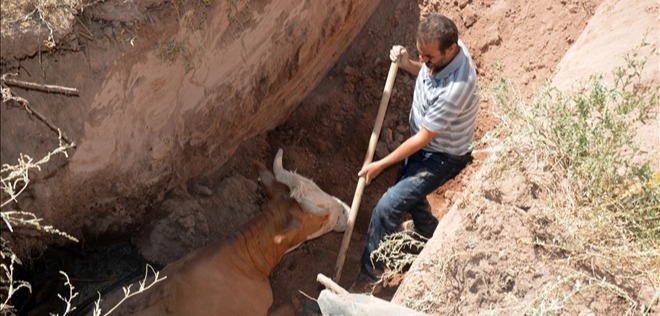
[{"left": 1, "top": 0, "right": 381, "bottom": 253}]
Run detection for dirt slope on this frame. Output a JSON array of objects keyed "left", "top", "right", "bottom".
[{"left": 553, "top": 0, "right": 659, "bottom": 171}]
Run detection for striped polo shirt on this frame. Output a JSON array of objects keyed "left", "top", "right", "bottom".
[{"left": 409, "top": 40, "right": 479, "bottom": 156}]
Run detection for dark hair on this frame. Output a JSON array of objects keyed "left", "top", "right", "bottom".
[{"left": 417, "top": 14, "right": 459, "bottom": 52}]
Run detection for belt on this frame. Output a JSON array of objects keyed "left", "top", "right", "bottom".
[
  {"left": 420, "top": 150, "right": 473, "bottom": 163},
  {"left": 441, "top": 151, "right": 472, "bottom": 162}
]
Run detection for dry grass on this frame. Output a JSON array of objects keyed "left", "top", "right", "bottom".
[
  {"left": 0, "top": 142, "right": 76, "bottom": 315},
  {"left": 481, "top": 41, "right": 659, "bottom": 314},
  {"left": 0, "top": 142, "right": 166, "bottom": 315},
  {"left": 1, "top": 0, "right": 82, "bottom": 47},
  {"left": 371, "top": 231, "right": 428, "bottom": 286}
]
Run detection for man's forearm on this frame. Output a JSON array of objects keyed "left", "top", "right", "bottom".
[
  {"left": 379, "top": 128, "right": 435, "bottom": 168},
  {"left": 399, "top": 60, "right": 422, "bottom": 76}
]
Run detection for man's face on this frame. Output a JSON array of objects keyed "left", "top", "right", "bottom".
[{"left": 416, "top": 39, "right": 451, "bottom": 72}]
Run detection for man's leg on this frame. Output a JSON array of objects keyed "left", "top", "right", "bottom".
[
  {"left": 355, "top": 151, "right": 468, "bottom": 284},
  {"left": 356, "top": 184, "right": 406, "bottom": 283},
  {"left": 407, "top": 199, "right": 437, "bottom": 238},
  {"left": 356, "top": 153, "right": 438, "bottom": 280},
  {"left": 405, "top": 151, "right": 468, "bottom": 236}
]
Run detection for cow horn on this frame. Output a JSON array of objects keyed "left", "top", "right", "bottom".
[{"left": 272, "top": 148, "right": 328, "bottom": 215}]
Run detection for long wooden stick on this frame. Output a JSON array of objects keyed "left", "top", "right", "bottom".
[
  {"left": 317, "top": 273, "right": 348, "bottom": 295},
  {"left": 333, "top": 62, "right": 398, "bottom": 282}
]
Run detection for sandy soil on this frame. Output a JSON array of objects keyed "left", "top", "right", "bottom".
[{"left": 2, "top": 0, "right": 657, "bottom": 315}]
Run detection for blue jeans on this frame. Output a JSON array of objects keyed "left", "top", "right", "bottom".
[{"left": 356, "top": 150, "right": 469, "bottom": 282}]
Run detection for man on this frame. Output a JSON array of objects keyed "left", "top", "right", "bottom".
[{"left": 352, "top": 13, "right": 479, "bottom": 291}]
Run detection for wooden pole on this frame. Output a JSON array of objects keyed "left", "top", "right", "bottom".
[
  {"left": 317, "top": 273, "right": 348, "bottom": 295},
  {"left": 333, "top": 62, "right": 398, "bottom": 282}
]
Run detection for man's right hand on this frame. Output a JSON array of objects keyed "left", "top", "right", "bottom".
[
  {"left": 389, "top": 45, "right": 409, "bottom": 65},
  {"left": 358, "top": 160, "right": 387, "bottom": 185}
]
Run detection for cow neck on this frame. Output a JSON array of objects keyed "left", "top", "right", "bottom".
[{"left": 226, "top": 203, "right": 296, "bottom": 277}]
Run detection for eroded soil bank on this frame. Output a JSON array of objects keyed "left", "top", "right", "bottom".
[{"left": 1, "top": 0, "right": 380, "bottom": 255}]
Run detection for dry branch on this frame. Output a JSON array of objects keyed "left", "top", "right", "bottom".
[
  {"left": 1, "top": 82, "right": 75, "bottom": 145},
  {"left": 75, "top": 15, "right": 94, "bottom": 40},
  {"left": 23, "top": 101, "right": 75, "bottom": 145},
  {"left": 1, "top": 77, "right": 79, "bottom": 96}
]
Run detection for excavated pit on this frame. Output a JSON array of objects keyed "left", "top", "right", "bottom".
[{"left": 5, "top": 0, "right": 655, "bottom": 315}]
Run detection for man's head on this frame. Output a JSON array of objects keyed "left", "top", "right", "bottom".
[{"left": 416, "top": 14, "right": 459, "bottom": 72}]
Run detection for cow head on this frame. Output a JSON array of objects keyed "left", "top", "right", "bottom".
[
  {"left": 252, "top": 158, "right": 342, "bottom": 253},
  {"left": 271, "top": 148, "right": 350, "bottom": 239}
]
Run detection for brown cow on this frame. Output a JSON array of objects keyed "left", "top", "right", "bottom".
[{"left": 92, "top": 150, "right": 349, "bottom": 315}]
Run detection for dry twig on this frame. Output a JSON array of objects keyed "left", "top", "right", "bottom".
[
  {"left": 92, "top": 264, "right": 167, "bottom": 316},
  {"left": 0, "top": 246, "right": 32, "bottom": 314},
  {"left": 1, "top": 74, "right": 76, "bottom": 145},
  {"left": 1, "top": 76, "right": 79, "bottom": 95}
]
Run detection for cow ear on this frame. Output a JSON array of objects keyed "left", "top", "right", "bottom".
[
  {"left": 253, "top": 160, "right": 271, "bottom": 181},
  {"left": 274, "top": 216, "right": 302, "bottom": 244},
  {"left": 253, "top": 160, "right": 284, "bottom": 198}
]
